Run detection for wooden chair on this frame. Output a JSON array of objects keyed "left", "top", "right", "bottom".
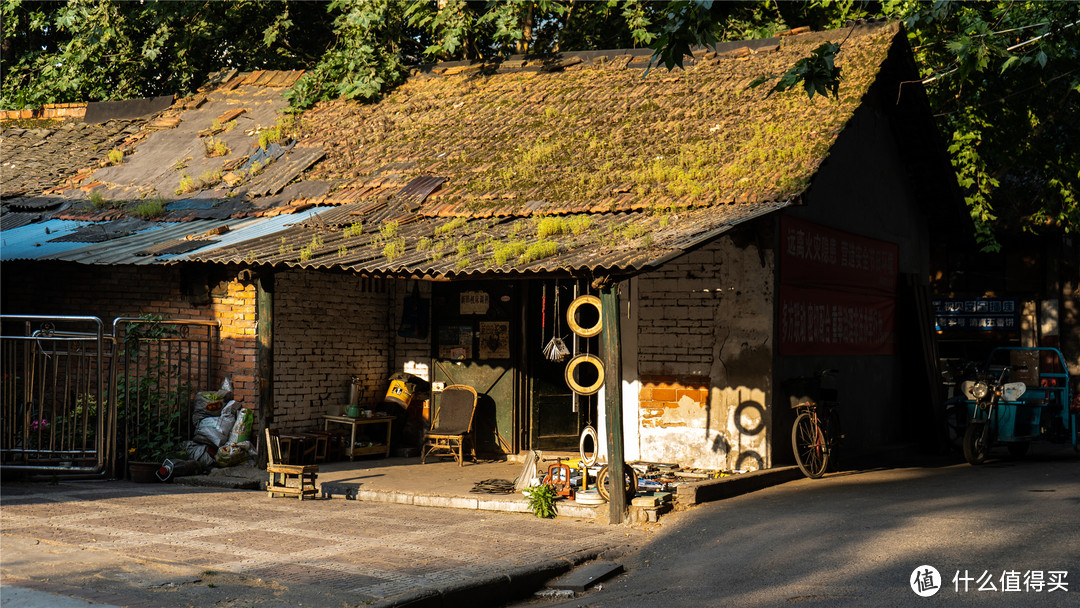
[
  {"left": 265, "top": 428, "right": 318, "bottom": 500},
  {"left": 421, "top": 384, "right": 479, "bottom": 466}
]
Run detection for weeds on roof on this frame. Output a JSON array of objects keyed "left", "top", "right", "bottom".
[
  {"left": 343, "top": 222, "right": 364, "bottom": 238},
  {"left": 520, "top": 240, "right": 558, "bottom": 264},
  {"left": 107, "top": 149, "right": 123, "bottom": 165},
  {"left": 537, "top": 216, "right": 568, "bottom": 238},
  {"left": 435, "top": 217, "right": 467, "bottom": 236},
  {"left": 379, "top": 220, "right": 399, "bottom": 240},
  {"left": 491, "top": 241, "right": 526, "bottom": 265},
  {"left": 455, "top": 257, "right": 470, "bottom": 271},
  {"left": 417, "top": 236, "right": 433, "bottom": 251},
  {"left": 88, "top": 190, "right": 110, "bottom": 210},
  {"left": 383, "top": 238, "right": 406, "bottom": 261},
  {"left": 204, "top": 137, "right": 229, "bottom": 158},
  {"left": 133, "top": 198, "right": 165, "bottom": 220},
  {"left": 175, "top": 175, "right": 197, "bottom": 195}
]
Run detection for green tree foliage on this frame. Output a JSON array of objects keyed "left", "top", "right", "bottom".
[
  {"left": 2, "top": 0, "right": 1074, "bottom": 246},
  {"left": 647, "top": 1, "right": 1079, "bottom": 249},
  {"left": 0, "top": 0, "right": 333, "bottom": 107}
]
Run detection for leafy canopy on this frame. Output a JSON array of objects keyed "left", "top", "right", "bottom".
[{"left": 2, "top": 0, "right": 1075, "bottom": 247}]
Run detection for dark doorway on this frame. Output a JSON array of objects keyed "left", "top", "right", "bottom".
[{"left": 526, "top": 279, "right": 598, "bottom": 450}]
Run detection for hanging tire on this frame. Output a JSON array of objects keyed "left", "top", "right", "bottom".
[
  {"left": 963, "top": 421, "right": 990, "bottom": 464},
  {"left": 567, "top": 295, "right": 602, "bottom": 338},
  {"left": 791, "top": 412, "right": 829, "bottom": 478},
  {"left": 565, "top": 354, "right": 605, "bottom": 395},
  {"left": 579, "top": 425, "right": 598, "bottom": 466},
  {"left": 596, "top": 464, "right": 637, "bottom": 502}
]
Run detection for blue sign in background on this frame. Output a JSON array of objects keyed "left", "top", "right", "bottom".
[{"left": 933, "top": 298, "right": 1020, "bottom": 332}]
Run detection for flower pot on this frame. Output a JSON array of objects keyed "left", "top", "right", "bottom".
[{"left": 128, "top": 461, "right": 161, "bottom": 483}]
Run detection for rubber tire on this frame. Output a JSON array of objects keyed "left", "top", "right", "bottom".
[
  {"left": 567, "top": 295, "right": 602, "bottom": 338},
  {"left": 963, "top": 421, "right": 990, "bottom": 465},
  {"left": 564, "top": 354, "right": 605, "bottom": 395},
  {"left": 1006, "top": 441, "right": 1029, "bottom": 458},
  {"left": 578, "top": 426, "right": 598, "bottom": 466},
  {"left": 791, "top": 412, "right": 829, "bottom": 478},
  {"left": 596, "top": 465, "right": 638, "bottom": 502}
]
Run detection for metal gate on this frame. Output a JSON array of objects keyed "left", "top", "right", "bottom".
[{"left": 0, "top": 315, "right": 217, "bottom": 479}]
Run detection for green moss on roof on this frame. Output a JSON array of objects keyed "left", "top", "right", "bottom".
[{"left": 301, "top": 24, "right": 896, "bottom": 218}]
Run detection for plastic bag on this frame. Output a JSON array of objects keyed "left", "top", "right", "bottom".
[
  {"left": 194, "top": 401, "right": 239, "bottom": 446},
  {"left": 215, "top": 441, "right": 255, "bottom": 467},
  {"left": 182, "top": 440, "right": 217, "bottom": 468},
  {"left": 228, "top": 408, "right": 253, "bottom": 444},
  {"left": 193, "top": 378, "right": 233, "bottom": 424}
]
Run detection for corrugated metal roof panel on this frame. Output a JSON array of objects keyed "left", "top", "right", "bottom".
[
  {"left": 39, "top": 219, "right": 234, "bottom": 265},
  {"left": 1, "top": 219, "right": 93, "bottom": 261},
  {"left": 186, "top": 201, "right": 790, "bottom": 277}
]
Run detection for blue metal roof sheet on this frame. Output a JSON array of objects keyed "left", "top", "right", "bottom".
[{"left": 0, "top": 219, "right": 93, "bottom": 261}]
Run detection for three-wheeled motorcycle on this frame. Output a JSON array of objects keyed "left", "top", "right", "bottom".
[{"left": 961, "top": 347, "right": 1078, "bottom": 464}]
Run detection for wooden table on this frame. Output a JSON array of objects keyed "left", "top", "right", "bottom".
[{"left": 323, "top": 414, "right": 394, "bottom": 460}]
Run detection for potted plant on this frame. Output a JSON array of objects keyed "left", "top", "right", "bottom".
[
  {"left": 127, "top": 408, "right": 185, "bottom": 482},
  {"left": 118, "top": 316, "right": 191, "bottom": 482}
]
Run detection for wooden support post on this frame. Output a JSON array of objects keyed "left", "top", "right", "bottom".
[
  {"left": 600, "top": 284, "right": 626, "bottom": 523},
  {"left": 257, "top": 273, "right": 275, "bottom": 443}
]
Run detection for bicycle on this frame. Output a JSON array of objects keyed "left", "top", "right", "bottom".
[{"left": 786, "top": 369, "right": 842, "bottom": 478}]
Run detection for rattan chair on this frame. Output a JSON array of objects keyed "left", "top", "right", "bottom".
[{"left": 421, "top": 385, "right": 479, "bottom": 466}]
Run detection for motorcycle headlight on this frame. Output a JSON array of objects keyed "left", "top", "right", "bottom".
[{"left": 971, "top": 382, "right": 989, "bottom": 399}]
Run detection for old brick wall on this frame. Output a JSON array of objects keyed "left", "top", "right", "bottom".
[
  {"left": 270, "top": 269, "right": 395, "bottom": 432},
  {"left": 0, "top": 260, "right": 258, "bottom": 404},
  {"left": 632, "top": 224, "right": 774, "bottom": 471}
]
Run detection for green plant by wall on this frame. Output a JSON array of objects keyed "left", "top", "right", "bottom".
[
  {"left": 107, "top": 148, "right": 123, "bottom": 165},
  {"left": 524, "top": 484, "right": 558, "bottom": 518}
]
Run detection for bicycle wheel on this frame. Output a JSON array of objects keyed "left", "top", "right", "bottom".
[{"left": 792, "top": 411, "right": 829, "bottom": 478}]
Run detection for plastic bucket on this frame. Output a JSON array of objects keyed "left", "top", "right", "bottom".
[{"left": 384, "top": 378, "right": 414, "bottom": 407}]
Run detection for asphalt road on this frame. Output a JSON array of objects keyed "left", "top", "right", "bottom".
[{"left": 522, "top": 447, "right": 1080, "bottom": 607}]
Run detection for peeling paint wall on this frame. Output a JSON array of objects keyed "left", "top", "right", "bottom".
[{"left": 633, "top": 224, "right": 774, "bottom": 470}]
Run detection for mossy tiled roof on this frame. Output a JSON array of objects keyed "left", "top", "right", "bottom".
[
  {"left": 189, "top": 23, "right": 901, "bottom": 277},
  {"left": 300, "top": 23, "right": 897, "bottom": 219},
  {"left": 4, "top": 24, "right": 906, "bottom": 277}
]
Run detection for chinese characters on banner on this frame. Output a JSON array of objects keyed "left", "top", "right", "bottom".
[
  {"left": 779, "top": 216, "right": 898, "bottom": 356},
  {"left": 933, "top": 298, "right": 1019, "bottom": 332}
]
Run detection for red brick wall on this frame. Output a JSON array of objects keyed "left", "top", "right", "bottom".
[
  {"left": 638, "top": 376, "right": 711, "bottom": 429},
  {"left": 1, "top": 261, "right": 258, "bottom": 406}
]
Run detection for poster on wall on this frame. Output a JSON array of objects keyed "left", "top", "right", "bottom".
[
  {"left": 460, "top": 291, "right": 490, "bottom": 315},
  {"left": 478, "top": 321, "right": 510, "bottom": 359},
  {"left": 437, "top": 324, "right": 473, "bottom": 360}
]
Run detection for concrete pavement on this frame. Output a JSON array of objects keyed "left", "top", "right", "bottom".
[{"left": 1, "top": 456, "right": 804, "bottom": 607}]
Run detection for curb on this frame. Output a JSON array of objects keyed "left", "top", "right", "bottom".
[
  {"left": 676, "top": 466, "right": 803, "bottom": 506},
  {"left": 367, "top": 548, "right": 608, "bottom": 608}
]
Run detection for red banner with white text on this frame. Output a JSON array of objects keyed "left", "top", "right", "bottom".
[{"left": 779, "top": 216, "right": 898, "bottom": 356}]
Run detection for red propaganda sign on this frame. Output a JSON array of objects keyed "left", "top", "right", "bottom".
[
  {"left": 779, "top": 215, "right": 898, "bottom": 296},
  {"left": 779, "top": 286, "right": 896, "bottom": 356},
  {"left": 779, "top": 216, "right": 898, "bottom": 356}
]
